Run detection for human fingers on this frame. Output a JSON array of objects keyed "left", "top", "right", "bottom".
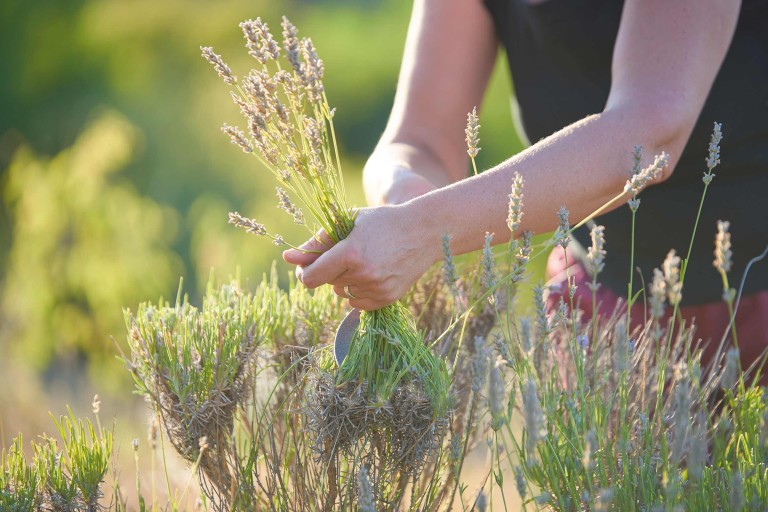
[
  {"left": 282, "top": 229, "right": 334, "bottom": 267},
  {"left": 332, "top": 284, "right": 361, "bottom": 301},
  {"left": 331, "top": 270, "right": 407, "bottom": 310},
  {"left": 296, "top": 240, "right": 352, "bottom": 289}
]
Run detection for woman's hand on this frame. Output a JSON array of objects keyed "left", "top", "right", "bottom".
[{"left": 282, "top": 204, "right": 440, "bottom": 311}]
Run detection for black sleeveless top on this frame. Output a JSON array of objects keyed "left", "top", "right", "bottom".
[{"left": 483, "top": 0, "right": 768, "bottom": 305}]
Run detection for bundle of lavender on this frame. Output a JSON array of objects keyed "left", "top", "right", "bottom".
[{"left": 202, "top": 17, "right": 450, "bottom": 463}]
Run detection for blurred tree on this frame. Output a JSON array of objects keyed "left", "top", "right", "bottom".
[{"left": 0, "top": 111, "right": 182, "bottom": 384}]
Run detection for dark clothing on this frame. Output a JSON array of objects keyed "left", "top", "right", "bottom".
[{"left": 483, "top": 0, "right": 768, "bottom": 305}]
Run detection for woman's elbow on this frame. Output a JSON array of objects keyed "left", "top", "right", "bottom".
[{"left": 606, "top": 97, "right": 701, "bottom": 183}]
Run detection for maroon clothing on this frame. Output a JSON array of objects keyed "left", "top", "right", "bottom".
[{"left": 547, "top": 246, "right": 768, "bottom": 387}]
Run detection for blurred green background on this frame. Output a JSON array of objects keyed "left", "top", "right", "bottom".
[{"left": 0, "top": 0, "right": 525, "bottom": 454}]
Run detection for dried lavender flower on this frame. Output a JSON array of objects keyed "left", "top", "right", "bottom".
[
  {"left": 472, "top": 336, "right": 489, "bottom": 393},
  {"left": 585, "top": 224, "right": 606, "bottom": 277},
  {"left": 687, "top": 411, "right": 708, "bottom": 481},
  {"left": 663, "top": 249, "right": 683, "bottom": 306},
  {"left": 200, "top": 46, "right": 237, "bottom": 85},
  {"left": 465, "top": 107, "right": 480, "bottom": 159},
  {"left": 92, "top": 394, "right": 101, "bottom": 415},
  {"left": 721, "top": 347, "right": 740, "bottom": 390},
  {"left": 281, "top": 16, "right": 301, "bottom": 73},
  {"left": 221, "top": 124, "right": 253, "bottom": 153},
  {"left": 623, "top": 152, "right": 669, "bottom": 195},
  {"left": 276, "top": 187, "right": 305, "bottom": 225},
  {"left": 533, "top": 284, "right": 550, "bottom": 342},
  {"left": 441, "top": 233, "right": 458, "bottom": 295},
  {"left": 228, "top": 211, "right": 267, "bottom": 236},
  {"left": 512, "top": 230, "right": 533, "bottom": 284},
  {"left": 243, "top": 71, "right": 278, "bottom": 119},
  {"left": 494, "top": 333, "right": 513, "bottom": 368},
  {"left": 450, "top": 432, "right": 462, "bottom": 466},
  {"left": 523, "top": 378, "right": 546, "bottom": 454},
  {"left": 304, "top": 116, "right": 323, "bottom": 154},
  {"left": 507, "top": 172, "right": 524, "bottom": 234},
  {"left": 519, "top": 317, "right": 533, "bottom": 355},
  {"left": 613, "top": 320, "right": 629, "bottom": 373},
  {"left": 300, "top": 38, "right": 324, "bottom": 104},
  {"left": 198, "top": 435, "right": 209, "bottom": 455},
  {"left": 649, "top": 268, "right": 667, "bottom": 320},
  {"left": 555, "top": 206, "right": 570, "bottom": 248},
  {"left": 670, "top": 366, "right": 692, "bottom": 465},
  {"left": 631, "top": 145, "right": 644, "bottom": 175},
  {"left": 240, "top": 18, "right": 280, "bottom": 64},
  {"left": 514, "top": 466, "right": 526, "bottom": 500},
  {"left": 627, "top": 196, "right": 641, "bottom": 212},
  {"left": 705, "top": 122, "right": 723, "bottom": 182},
  {"left": 489, "top": 364, "right": 506, "bottom": 431},
  {"left": 714, "top": 219, "right": 733, "bottom": 274},
  {"left": 481, "top": 232, "right": 497, "bottom": 303}
]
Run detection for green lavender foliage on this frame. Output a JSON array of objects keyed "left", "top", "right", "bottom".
[
  {"left": 125, "top": 278, "right": 267, "bottom": 409},
  {"left": 1, "top": 412, "right": 112, "bottom": 511},
  {"left": 123, "top": 268, "right": 342, "bottom": 415},
  {"left": 0, "top": 436, "right": 38, "bottom": 511},
  {"left": 479, "top": 123, "right": 768, "bottom": 511}
]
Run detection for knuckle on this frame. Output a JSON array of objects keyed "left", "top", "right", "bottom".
[
  {"left": 343, "top": 246, "right": 361, "bottom": 267},
  {"left": 300, "top": 271, "right": 319, "bottom": 289}
]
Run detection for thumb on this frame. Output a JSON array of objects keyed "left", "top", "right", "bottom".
[{"left": 282, "top": 230, "right": 334, "bottom": 267}]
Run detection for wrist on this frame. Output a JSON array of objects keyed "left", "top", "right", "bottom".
[{"left": 395, "top": 197, "right": 443, "bottom": 269}]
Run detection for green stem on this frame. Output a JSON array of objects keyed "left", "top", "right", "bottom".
[
  {"left": 719, "top": 270, "right": 739, "bottom": 348},
  {"left": 627, "top": 206, "right": 637, "bottom": 331},
  {"left": 666, "top": 180, "right": 711, "bottom": 348}
]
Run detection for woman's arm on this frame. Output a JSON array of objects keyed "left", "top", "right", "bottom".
[
  {"left": 286, "top": 0, "right": 741, "bottom": 311},
  {"left": 363, "top": 0, "right": 498, "bottom": 206}
]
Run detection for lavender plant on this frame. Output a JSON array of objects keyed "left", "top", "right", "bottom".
[
  {"left": 475, "top": 123, "right": 768, "bottom": 511},
  {"left": 4, "top": 116, "right": 766, "bottom": 511},
  {"left": 122, "top": 277, "right": 276, "bottom": 510},
  {"left": 1, "top": 410, "right": 112, "bottom": 511},
  {"left": 118, "top": 264, "right": 488, "bottom": 510},
  {"left": 202, "top": 17, "right": 451, "bottom": 481},
  {"left": 6, "top": 21, "right": 762, "bottom": 511}
]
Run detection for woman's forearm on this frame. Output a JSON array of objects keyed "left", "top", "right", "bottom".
[{"left": 401, "top": 106, "right": 683, "bottom": 264}]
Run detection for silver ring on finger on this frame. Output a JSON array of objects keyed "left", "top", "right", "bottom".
[{"left": 344, "top": 285, "right": 357, "bottom": 300}]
